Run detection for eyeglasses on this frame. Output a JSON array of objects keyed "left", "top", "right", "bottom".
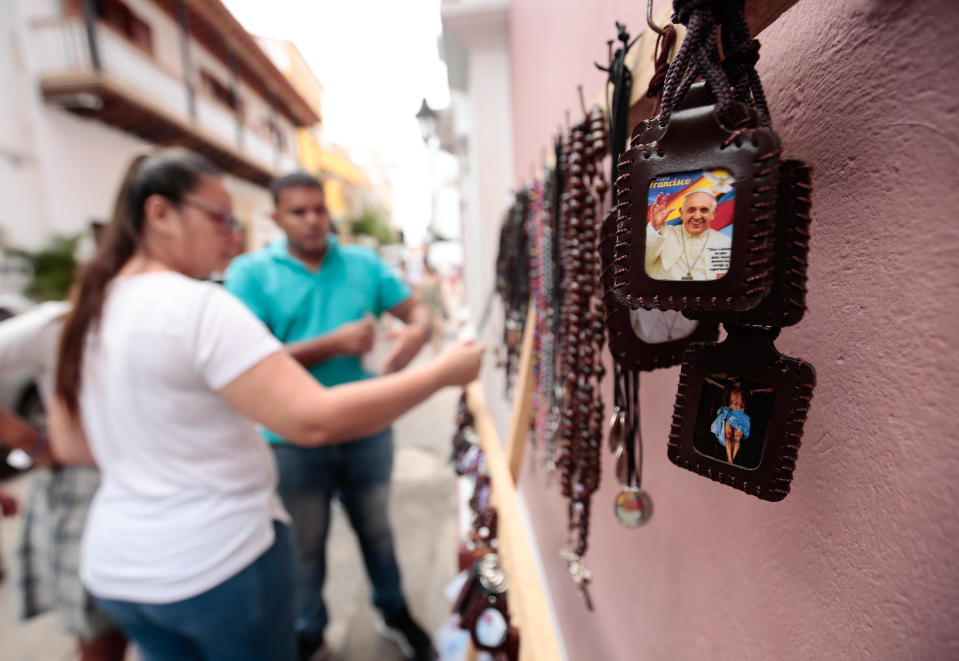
[{"left": 180, "top": 198, "right": 242, "bottom": 233}]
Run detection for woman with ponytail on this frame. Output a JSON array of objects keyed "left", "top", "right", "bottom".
[{"left": 52, "top": 148, "right": 482, "bottom": 661}]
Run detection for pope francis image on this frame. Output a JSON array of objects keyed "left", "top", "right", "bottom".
[{"left": 645, "top": 190, "right": 731, "bottom": 280}]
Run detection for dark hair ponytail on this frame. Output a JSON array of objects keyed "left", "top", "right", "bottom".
[{"left": 56, "top": 148, "right": 219, "bottom": 417}]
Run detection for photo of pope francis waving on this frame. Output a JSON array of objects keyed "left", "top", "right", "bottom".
[{"left": 645, "top": 189, "right": 731, "bottom": 281}]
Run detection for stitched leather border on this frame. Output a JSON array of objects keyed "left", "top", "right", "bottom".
[{"left": 688, "top": 159, "right": 813, "bottom": 327}]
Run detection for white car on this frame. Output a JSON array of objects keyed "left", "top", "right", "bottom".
[{"left": 0, "top": 294, "right": 46, "bottom": 476}]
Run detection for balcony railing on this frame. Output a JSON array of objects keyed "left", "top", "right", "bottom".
[
  {"left": 195, "top": 95, "right": 238, "bottom": 150},
  {"left": 98, "top": 25, "right": 191, "bottom": 120},
  {"left": 30, "top": 18, "right": 88, "bottom": 76},
  {"left": 28, "top": 18, "right": 296, "bottom": 179}
]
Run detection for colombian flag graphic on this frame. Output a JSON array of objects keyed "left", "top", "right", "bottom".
[{"left": 646, "top": 168, "right": 735, "bottom": 237}]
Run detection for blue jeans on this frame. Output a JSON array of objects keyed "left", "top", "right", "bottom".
[
  {"left": 272, "top": 428, "right": 405, "bottom": 640},
  {"left": 95, "top": 522, "right": 296, "bottom": 661}
]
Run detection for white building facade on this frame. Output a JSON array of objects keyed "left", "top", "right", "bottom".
[
  {"left": 0, "top": 0, "right": 318, "bottom": 252},
  {"left": 440, "top": 0, "right": 516, "bottom": 427}
]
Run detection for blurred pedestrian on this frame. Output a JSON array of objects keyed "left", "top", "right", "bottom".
[
  {"left": 52, "top": 149, "right": 482, "bottom": 661},
  {"left": 0, "top": 276, "right": 128, "bottom": 660},
  {"left": 417, "top": 259, "right": 448, "bottom": 354},
  {"left": 225, "top": 172, "right": 440, "bottom": 661},
  {"left": 0, "top": 481, "right": 18, "bottom": 583}
]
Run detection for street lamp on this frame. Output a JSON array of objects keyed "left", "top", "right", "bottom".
[
  {"left": 415, "top": 98, "right": 438, "bottom": 147},
  {"left": 415, "top": 98, "right": 440, "bottom": 246}
]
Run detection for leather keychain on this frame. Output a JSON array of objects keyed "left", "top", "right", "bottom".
[
  {"left": 597, "top": 20, "right": 713, "bottom": 530},
  {"left": 612, "top": 82, "right": 780, "bottom": 313},
  {"left": 611, "top": 0, "right": 790, "bottom": 314},
  {"left": 454, "top": 554, "right": 518, "bottom": 659},
  {"left": 617, "top": 0, "right": 817, "bottom": 500},
  {"left": 667, "top": 324, "right": 815, "bottom": 500}
]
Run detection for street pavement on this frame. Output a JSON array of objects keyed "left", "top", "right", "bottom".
[{"left": 0, "top": 352, "right": 463, "bottom": 661}]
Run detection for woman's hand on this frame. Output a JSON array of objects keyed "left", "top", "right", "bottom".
[
  {"left": 221, "top": 339, "right": 485, "bottom": 448},
  {"left": 433, "top": 340, "right": 484, "bottom": 386}
]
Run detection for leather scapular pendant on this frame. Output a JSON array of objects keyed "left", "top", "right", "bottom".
[
  {"left": 611, "top": 82, "right": 784, "bottom": 314},
  {"left": 453, "top": 555, "right": 518, "bottom": 658},
  {"left": 667, "top": 324, "right": 815, "bottom": 501}
]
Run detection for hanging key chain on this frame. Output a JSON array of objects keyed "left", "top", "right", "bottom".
[
  {"left": 613, "top": 369, "right": 653, "bottom": 527},
  {"left": 611, "top": 0, "right": 788, "bottom": 314},
  {"left": 667, "top": 324, "right": 815, "bottom": 500}
]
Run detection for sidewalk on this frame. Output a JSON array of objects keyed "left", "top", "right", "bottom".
[{"left": 0, "top": 366, "right": 462, "bottom": 661}]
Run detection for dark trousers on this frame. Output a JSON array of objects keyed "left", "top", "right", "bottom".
[
  {"left": 96, "top": 522, "right": 296, "bottom": 661},
  {"left": 272, "top": 428, "right": 405, "bottom": 640}
]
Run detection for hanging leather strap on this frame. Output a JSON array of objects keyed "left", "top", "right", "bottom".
[{"left": 660, "top": 0, "right": 771, "bottom": 128}]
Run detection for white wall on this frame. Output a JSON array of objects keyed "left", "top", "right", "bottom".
[
  {"left": 0, "top": 0, "right": 145, "bottom": 249},
  {"left": 124, "top": 0, "right": 185, "bottom": 79},
  {"left": 0, "top": 0, "right": 50, "bottom": 248},
  {"left": 442, "top": 0, "right": 515, "bottom": 434},
  {"left": 17, "top": 0, "right": 60, "bottom": 21},
  {"left": 39, "top": 109, "right": 151, "bottom": 238}
]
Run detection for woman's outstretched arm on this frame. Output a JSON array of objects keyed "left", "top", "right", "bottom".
[{"left": 220, "top": 339, "right": 483, "bottom": 447}]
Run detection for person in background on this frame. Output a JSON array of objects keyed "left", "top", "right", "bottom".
[
  {"left": 51, "top": 149, "right": 482, "bottom": 661},
  {"left": 225, "top": 172, "right": 440, "bottom": 661},
  {"left": 0, "top": 485, "right": 16, "bottom": 521},
  {"left": 0, "top": 268, "right": 128, "bottom": 660},
  {"left": 417, "top": 259, "right": 448, "bottom": 355},
  {"left": 0, "top": 480, "right": 18, "bottom": 583}
]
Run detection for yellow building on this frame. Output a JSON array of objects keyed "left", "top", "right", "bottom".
[{"left": 256, "top": 37, "right": 391, "bottom": 229}]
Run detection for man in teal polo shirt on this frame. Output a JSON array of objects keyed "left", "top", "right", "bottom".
[{"left": 225, "top": 173, "right": 437, "bottom": 661}]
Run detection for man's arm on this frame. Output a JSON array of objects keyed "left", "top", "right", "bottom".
[
  {"left": 287, "top": 318, "right": 374, "bottom": 368},
  {"left": 645, "top": 194, "right": 669, "bottom": 270},
  {"left": 225, "top": 257, "right": 374, "bottom": 369},
  {"left": 381, "top": 297, "right": 431, "bottom": 373},
  {"left": 0, "top": 302, "right": 69, "bottom": 372}
]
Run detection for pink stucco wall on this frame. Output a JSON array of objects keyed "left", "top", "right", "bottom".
[{"left": 504, "top": 1, "right": 959, "bottom": 659}]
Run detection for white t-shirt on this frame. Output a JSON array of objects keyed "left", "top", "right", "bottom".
[
  {"left": 79, "top": 272, "right": 288, "bottom": 603},
  {"left": 0, "top": 300, "right": 70, "bottom": 402}
]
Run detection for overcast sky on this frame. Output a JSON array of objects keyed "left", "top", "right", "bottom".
[{"left": 222, "top": 0, "right": 450, "bottom": 244}]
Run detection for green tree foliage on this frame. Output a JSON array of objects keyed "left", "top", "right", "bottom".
[
  {"left": 8, "top": 234, "right": 80, "bottom": 301},
  {"left": 347, "top": 211, "right": 396, "bottom": 246}
]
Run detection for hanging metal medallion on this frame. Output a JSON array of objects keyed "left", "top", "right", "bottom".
[{"left": 614, "top": 486, "right": 653, "bottom": 528}]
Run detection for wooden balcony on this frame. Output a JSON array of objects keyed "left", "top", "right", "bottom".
[{"left": 29, "top": 18, "right": 299, "bottom": 186}]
